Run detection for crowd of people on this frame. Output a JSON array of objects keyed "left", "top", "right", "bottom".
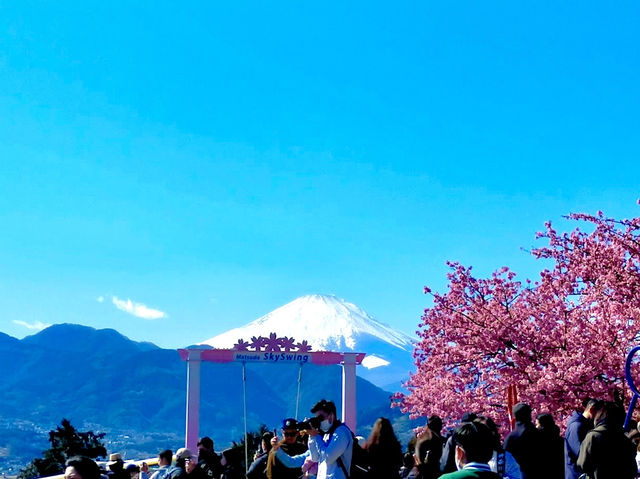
[
  {"left": 403, "top": 399, "right": 639, "bottom": 479},
  {"left": 61, "top": 397, "right": 640, "bottom": 479}
]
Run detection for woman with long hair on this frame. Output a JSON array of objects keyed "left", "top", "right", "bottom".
[
  {"left": 248, "top": 432, "right": 274, "bottom": 479},
  {"left": 363, "top": 417, "right": 403, "bottom": 479},
  {"left": 535, "top": 413, "right": 563, "bottom": 479}
]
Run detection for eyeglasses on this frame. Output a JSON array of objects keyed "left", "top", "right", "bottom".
[{"left": 283, "top": 432, "right": 297, "bottom": 438}]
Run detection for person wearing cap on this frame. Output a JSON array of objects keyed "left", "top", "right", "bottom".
[
  {"left": 268, "top": 418, "right": 308, "bottom": 479},
  {"left": 439, "top": 422, "right": 501, "bottom": 479},
  {"left": 503, "top": 403, "right": 542, "bottom": 479},
  {"left": 168, "top": 448, "right": 197, "bottom": 479}
]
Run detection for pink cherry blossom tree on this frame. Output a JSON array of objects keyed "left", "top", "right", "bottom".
[{"left": 395, "top": 206, "right": 640, "bottom": 429}]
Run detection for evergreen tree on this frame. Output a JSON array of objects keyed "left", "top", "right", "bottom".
[{"left": 18, "top": 419, "right": 106, "bottom": 479}]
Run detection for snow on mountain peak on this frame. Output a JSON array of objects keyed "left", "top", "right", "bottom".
[{"left": 200, "top": 294, "right": 413, "bottom": 353}]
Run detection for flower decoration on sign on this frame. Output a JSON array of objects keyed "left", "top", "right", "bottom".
[
  {"left": 280, "top": 336, "right": 296, "bottom": 352},
  {"left": 231, "top": 333, "right": 313, "bottom": 353},
  {"left": 264, "top": 332, "right": 282, "bottom": 352},
  {"left": 234, "top": 339, "right": 250, "bottom": 351},
  {"left": 296, "top": 340, "right": 312, "bottom": 353},
  {"left": 250, "top": 336, "right": 266, "bottom": 351}
]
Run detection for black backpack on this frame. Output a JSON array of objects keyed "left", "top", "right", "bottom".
[{"left": 336, "top": 429, "right": 369, "bottom": 479}]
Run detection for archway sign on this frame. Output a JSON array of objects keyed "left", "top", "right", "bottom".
[{"left": 178, "top": 333, "right": 365, "bottom": 452}]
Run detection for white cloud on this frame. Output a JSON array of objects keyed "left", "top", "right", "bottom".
[
  {"left": 13, "top": 320, "right": 51, "bottom": 331},
  {"left": 97, "top": 296, "right": 104, "bottom": 303},
  {"left": 112, "top": 296, "right": 167, "bottom": 320}
]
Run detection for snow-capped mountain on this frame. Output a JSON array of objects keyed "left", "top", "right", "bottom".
[{"left": 200, "top": 294, "right": 416, "bottom": 389}]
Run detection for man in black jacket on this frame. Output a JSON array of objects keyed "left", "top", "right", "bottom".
[
  {"left": 195, "top": 437, "right": 223, "bottom": 479},
  {"left": 503, "top": 403, "right": 542, "bottom": 479}
]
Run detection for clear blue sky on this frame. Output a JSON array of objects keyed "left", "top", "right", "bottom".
[{"left": 1, "top": 1, "right": 638, "bottom": 348}]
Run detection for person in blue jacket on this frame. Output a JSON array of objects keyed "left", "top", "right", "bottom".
[{"left": 564, "top": 399, "right": 602, "bottom": 479}]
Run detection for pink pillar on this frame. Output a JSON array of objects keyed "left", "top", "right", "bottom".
[
  {"left": 341, "top": 353, "right": 358, "bottom": 433},
  {"left": 185, "top": 350, "right": 202, "bottom": 451}
]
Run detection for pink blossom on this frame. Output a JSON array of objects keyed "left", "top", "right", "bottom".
[{"left": 395, "top": 205, "right": 640, "bottom": 432}]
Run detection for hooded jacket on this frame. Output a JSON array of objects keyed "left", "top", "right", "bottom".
[
  {"left": 576, "top": 418, "right": 637, "bottom": 479},
  {"left": 564, "top": 411, "right": 591, "bottom": 479}
]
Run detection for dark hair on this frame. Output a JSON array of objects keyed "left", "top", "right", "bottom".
[
  {"left": 536, "top": 413, "right": 560, "bottom": 436},
  {"left": 262, "top": 432, "right": 274, "bottom": 453},
  {"left": 583, "top": 397, "right": 604, "bottom": 409},
  {"left": 513, "top": 403, "right": 532, "bottom": 423},
  {"left": 594, "top": 401, "right": 625, "bottom": 429},
  {"left": 158, "top": 450, "right": 173, "bottom": 464},
  {"left": 311, "top": 399, "right": 336, "bottom": 416},
  {"left": 366, "top": 417, "right": 401, "bottom": 448},
  {"left": 428, "top": 415, "right": 442, "bottom": 434},
  {"left": 222, "top": 446, "right": 244, "bottom": 464},
  {"left": 460, "top": 412, "right": 477, "bottom": 423},
  {"left": 198, "top": 437, "right": 214, "bottom": 450},
  {"left": 65, "top": 456, "right": 101, "bottom": 479},
  {"left": 586, "top": 399, "right": 605, "bottom": 413},
  {"left": 453, "top": 422, "right": 494, "bottom": 464},
  {"left": 474, "top": 416, "right": 501, "bottom": 452}
]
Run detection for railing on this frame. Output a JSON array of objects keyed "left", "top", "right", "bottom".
[{"left": 39, "top": 458, "right": 159, "bottom": 479}]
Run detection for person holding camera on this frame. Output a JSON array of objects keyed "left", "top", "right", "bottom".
[
  {"left": 307, "top": 399, "right": 352, "bottom": 479},
  {"left": 272, "top": 400, "right": 352, "bottom": 479}
]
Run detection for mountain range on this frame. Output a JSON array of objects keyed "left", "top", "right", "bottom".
[
  {"left": 0, "top": 296, "right": 420, "bottom": 475},
  {"left": 201, "top": 294, "right": 416, "bottom": 389}
]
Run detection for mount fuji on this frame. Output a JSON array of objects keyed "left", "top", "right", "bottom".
[{"left": 200, "top": 294, "right": 416, "bottom": 389}]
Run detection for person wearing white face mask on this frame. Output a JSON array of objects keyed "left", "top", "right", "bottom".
[
  {"left": 440, "top": 422, "right": 501, "bottom": 479},
  {"left": 272, "top": 399, "right": 353, "bottom": 479},
  {"left": 306, "top": 399, "right": 353, "bottom": 479}
]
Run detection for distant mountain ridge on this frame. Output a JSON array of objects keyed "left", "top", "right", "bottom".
[
  {"left": 201, "top": 294, "right": 416, "bottom": 388},
  {"left": 21, "top": 323, "right": 160, "bottom": 353},
  {"left": 0, "top": 322, "right": 414, "bottom": 475}
]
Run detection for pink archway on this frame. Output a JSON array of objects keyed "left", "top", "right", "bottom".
[{"left": 178, "top": 333, "right": 365, "bottom": 452}]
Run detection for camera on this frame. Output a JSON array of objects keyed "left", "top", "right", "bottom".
[{"left": 296, "top": 416, "right": 322, "bottom": 431}]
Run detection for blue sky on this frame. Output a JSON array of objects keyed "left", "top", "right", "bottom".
[{"left": 0, "top": 1, "right": 638, "bottom": 348}]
